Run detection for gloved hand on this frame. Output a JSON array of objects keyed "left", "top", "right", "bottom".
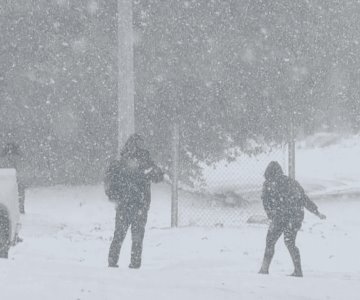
[{"left": 317, "top": 212, "right": 326, "bottom": 220}]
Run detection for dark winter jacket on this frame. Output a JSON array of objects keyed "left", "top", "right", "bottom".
[
  {"left": 261, "top": 161, "right": 319, "bottom": 224},
  {"left": 104, "top": 147, "right": 163, "bottom": 212}
]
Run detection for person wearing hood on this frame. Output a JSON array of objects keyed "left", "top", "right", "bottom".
[
  {"left": 259, "top": 161, "right": 326, "bottom": 277},
  {"left": 105, "top": 134, "right": 163, "bottom": 269}
]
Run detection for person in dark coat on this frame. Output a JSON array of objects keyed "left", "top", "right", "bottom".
[
  {"left": 259, "top": 161, "right": 326, "bottom": 277},
  {"left": 105, "top": 134, "right": 163, "bottom": 269},
  {"left": 0, "top": 142, "right": 26, "bottom": 214}
]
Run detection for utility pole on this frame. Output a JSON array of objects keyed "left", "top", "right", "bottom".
[
  {"left": 171, "top": 121, "right": 180, "bottom": 227},
  {"left": 117, "top": 0, "right": 135, "bottom": 157}
]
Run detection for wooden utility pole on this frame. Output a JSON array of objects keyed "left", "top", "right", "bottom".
[{"left": 117, "top": 0, "right": 135, "bottom": 156}]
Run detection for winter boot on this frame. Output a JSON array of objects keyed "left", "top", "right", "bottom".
[
  {"left": 259, "top": 246, "right": 275, "bottom": 274},
  {"left": 129, "top": 241, "right": 143, "bottom": 269},
  {"left": 128, "top": 262, "right": 141, "bottom": 269},
  {"left": 289, "top": 246, "right": 303, "bottom": 277}
]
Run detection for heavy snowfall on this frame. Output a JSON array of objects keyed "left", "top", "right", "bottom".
[{"left": 1, "top": 1, "right": 360, "bottom": 299}]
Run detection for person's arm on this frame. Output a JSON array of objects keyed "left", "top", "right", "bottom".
[
  {"left": 104, "top": 160, "right": 118, "bottom": 197},
  {"left": 142, "top": 151, "right": 164, "bottom": 183},
  {"left": 148, "top": 164, "right": 164, "bottom": 183},
  {"left": 300, "top": 186, "right": 326, "bottom": 219}
]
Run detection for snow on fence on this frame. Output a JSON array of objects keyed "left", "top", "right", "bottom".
[{"left": 177, "top": 146, "right": 288, "bottom": 227}]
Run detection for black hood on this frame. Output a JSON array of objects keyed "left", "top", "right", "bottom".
[
  {"left": 121, "top": 134, "right": 144, "bottom": 157},
  {"left": 264, "top": 161, "right": 284, "bottom": 181}
]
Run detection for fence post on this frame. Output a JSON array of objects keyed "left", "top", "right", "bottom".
[
  {"left": 288, "top": 118, "right": 296, "bottom": 179},
  {"left": 171, "top": 121, "right": 180, "bottom": 227}
]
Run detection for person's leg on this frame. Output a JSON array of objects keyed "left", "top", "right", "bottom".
[
  {"left": 108, "top": 206, "right": 130, "bottom": 267},
  {"left": 259, "top": 220, "right": 284, "bottom": 274},
  {"left": 129, "top": 209, "right": 148, "bottom": 269},
  {"left": 284, "top": 222, "right": 302, "bottom": 277}
]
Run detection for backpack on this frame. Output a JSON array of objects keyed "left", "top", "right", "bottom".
[{"left": 104, "top": 159, "right": 129, "bottom": 203}]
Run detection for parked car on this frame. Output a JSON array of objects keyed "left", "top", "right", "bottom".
[{"left": 0, "top": 168, "right": 21, "bottom": 258}]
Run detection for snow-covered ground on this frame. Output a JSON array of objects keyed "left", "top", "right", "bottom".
[
  {"left": 0, "top": 134, "right": 359, "bottom": 299},
  {"left": 202, "top": 133, "right": 360, "bottom": 197},
  {"left": 0, "top": 182, "right": 359, "bottom": 300},
  {"left": 184, "top": 134, "right": 360, "bottom": 226},
  {"left": 297, "top": 133, "right": 360, "bottom": 197}
]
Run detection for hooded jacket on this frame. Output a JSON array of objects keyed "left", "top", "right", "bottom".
[
  {"left": 261, "top": 161, "right": 318, "bottom": 223},
  {"left": 104, "top": 135, "right": 163, "bottom": 211}
]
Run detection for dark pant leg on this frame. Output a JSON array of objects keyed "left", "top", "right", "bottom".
[
  {"left": 108, "top": 206, "right": 130, "bottom": 267},
  {"left": 284, "top": 222, "right": 302, "bottom": 276},
  {"left": 260, "top": 220, "right": 284, "bottom": 273},
  {"left": 129, "top": 209, "right": 148, "bottom": 268}
]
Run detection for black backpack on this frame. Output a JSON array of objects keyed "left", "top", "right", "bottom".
[{"left": 104, "top": 159, "right": 129, "bottom": 202}]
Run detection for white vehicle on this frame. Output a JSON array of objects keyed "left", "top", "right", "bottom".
[{"left": 0, "top": 168, "right": 21, "bottom": 258}]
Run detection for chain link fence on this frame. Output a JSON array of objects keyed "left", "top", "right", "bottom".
[{"left": 177, "top": 145, "right": 289, "bottom": 227}]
